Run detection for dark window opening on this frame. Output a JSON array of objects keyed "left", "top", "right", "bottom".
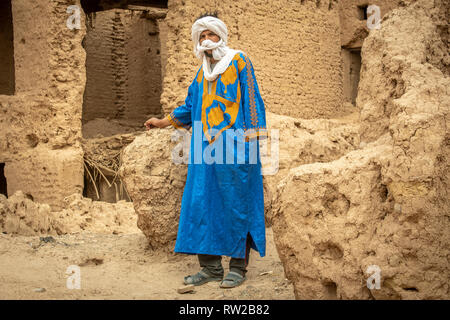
[
  {"left": 0, "top": 0, "right": 15, "bottom": 95},
  {"left": 0, "top": 163, "right": 7, "bottom": 198},
  {"left": 358, "top": 5, "right": 369, "bottom": 20}
]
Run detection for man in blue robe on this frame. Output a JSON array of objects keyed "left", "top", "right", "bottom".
[{"left": 144, "top": 13, "right": 268, "bottom": 288}]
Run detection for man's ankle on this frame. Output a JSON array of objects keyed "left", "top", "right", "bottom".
[
  {"left": 202, "top": 267, "right": 224, "bottom": 278},
  {"left": 229, "top": 268, "right": 246, "bottom": 277}
]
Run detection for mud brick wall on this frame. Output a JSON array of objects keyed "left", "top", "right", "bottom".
[
  {"left": 161, "top": 0, "right": 345, "bottom": 119},
  {"left": 0, "top": 0, "right": 86, "bottom": 210},
  {"left": 83, "top": 9, "right": 164, "bottom": 125}
]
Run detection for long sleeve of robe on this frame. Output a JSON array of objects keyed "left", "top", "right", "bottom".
[{"left": 165, "top": 52, "right": 267, "bottom": 259}]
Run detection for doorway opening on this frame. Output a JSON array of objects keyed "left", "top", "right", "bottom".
[
  {"left": 80, "top": 0, "right": 168, "bottom": 138},
  {"left": 79, "top": 1, "right": 168, "bottom": 202},
  {"left": 0, "top": 0, "right": 15, "bottom": 95},
  {"left": 341, "top": 47, "right": 362, "bottom": 106},
  {"left": 0, "top": 163, "right": 7, "bottom": 198}
]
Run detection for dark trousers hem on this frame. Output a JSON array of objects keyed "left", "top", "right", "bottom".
[{"left": 197, "top": 234, "right": 252, "bottom": 277}]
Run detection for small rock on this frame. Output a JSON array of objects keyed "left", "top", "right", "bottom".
[
  {"left": 177, "top": 284, "right": 195, "bottom": 294},
  {"left": 34, "top": 288, "right": 46, "bottom": 293},
  {"left": 259, "top": 270, "right": 273, "bottom": 276},
  {"left": 40, "top": 236, "right": 55, "bottom": 243}
]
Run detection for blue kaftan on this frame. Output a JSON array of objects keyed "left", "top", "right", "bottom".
[{"left": 165, "top": 52, "right": 268, "bottom": 259}]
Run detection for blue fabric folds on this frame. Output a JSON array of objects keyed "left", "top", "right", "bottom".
[{"left": 166, "top": 52, "right": 268, "bottom": 259}]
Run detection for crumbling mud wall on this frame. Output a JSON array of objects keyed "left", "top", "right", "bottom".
[
  {"left": 339, "top": 0, "right": 407, "bottom": 49},
  {"left": 358, "top": 0, "right": 449, "bottom": 142},
  {"left": 0, "top": 0, "right": 86, "bottom": 211},
  {"left": 161, "top": 0, "right": 347, "bottom": 119},
  {"left": 271, "top": 0, "right": 450, "bottom": 299},
  {"left": 0, "top": 191, "right": 138, "bottom": 235},
  {"left": 339, "top": 1, "right": 405, "bottom": 105},
  {"left": 118, "top": 128, "right": 188, "bottom": 250},
  {"left": 263, "top": 111, "right": 360, "bottom": 226}
]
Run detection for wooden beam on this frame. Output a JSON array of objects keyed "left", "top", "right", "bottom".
[{"left": 127, "top": 5, "right": 167, "bottom": 19}]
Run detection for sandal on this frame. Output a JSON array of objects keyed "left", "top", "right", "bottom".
[
  {"left": 219, "top": 271, "right": 246, "bottom": 288},
  {"left": 184, "top": 269, "right": 223, "bottom": 286}
]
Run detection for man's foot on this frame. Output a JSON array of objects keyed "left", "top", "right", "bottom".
[
  {"left": 219, "top": 271, "right": 246, "bottom": 288},
  {"left": 184, "top": 270, "right": 223, "bottom": 286}
]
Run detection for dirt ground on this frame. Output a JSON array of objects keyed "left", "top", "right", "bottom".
[{"left": 0, "top": 227, "right": 294, "bottom": 300}]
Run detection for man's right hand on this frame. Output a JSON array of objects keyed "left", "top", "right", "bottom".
[{"left": 144, "top": 117, "right": 170, "bottom": 130}]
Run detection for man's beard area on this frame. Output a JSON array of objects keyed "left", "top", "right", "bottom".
[{"left": 205, "top": 51, "right": 213, "bottom": 58}]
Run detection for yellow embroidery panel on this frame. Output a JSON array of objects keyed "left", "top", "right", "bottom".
[
  {"left": 207, "top": 105, "right": 225, "bottom": 127},
  {"left": 233, "top": 54, "right": 247, "bottom": 73},
  {"left": 220, "top": 63, "right": 238, "bottom": 94},
  {"left": 201, "top": 56, "right": 242, "bottom": 144}
]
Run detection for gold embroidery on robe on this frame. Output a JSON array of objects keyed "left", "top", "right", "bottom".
[{"left": 201, "top": 54, "right": 242, "bottom": 144}]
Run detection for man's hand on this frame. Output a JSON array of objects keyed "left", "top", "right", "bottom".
[{"left": 144, "top": 117, "right": 170, "bottom": 130}]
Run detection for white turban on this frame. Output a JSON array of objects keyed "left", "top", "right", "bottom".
[{"left": 191, "top": 16, "right": 245, "bottom": 81}]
